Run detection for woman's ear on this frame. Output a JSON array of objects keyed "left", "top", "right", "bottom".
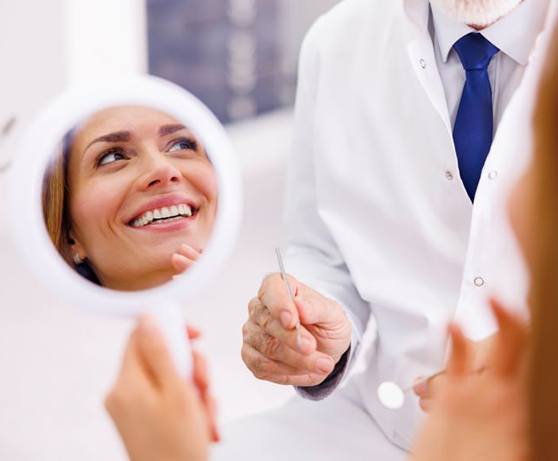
[{"left": 68, "top": 231, "right": 87, "bottom": 264}]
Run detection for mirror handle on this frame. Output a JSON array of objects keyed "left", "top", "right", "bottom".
[{"left": 152, "top": 303, "right": 192, "bottom": 378}]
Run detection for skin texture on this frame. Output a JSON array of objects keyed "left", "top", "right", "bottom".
[
  {"left": 411, "top": 300, "right": 529, "bottom": 461},
  {"left": 67, "top": 106, "right": 217, "bottom": 291},
  {"left": 105, "top": 317, "right": 219, "bottom": 461},
  {"left": 242, "top": 274, "right": 352, "bottom": 387}
]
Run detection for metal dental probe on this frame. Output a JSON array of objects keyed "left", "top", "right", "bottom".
[{"left": 275, "top": 248, "right": 301, "bottom": 349}]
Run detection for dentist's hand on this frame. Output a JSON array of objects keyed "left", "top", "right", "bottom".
[
  {"left": 105, "top": 316, "right": 219, "bottom": 461},
  {"left": 171, "top": 243, "right": 202, "bottom": 275},
  {"left": 242, "top": 273, "right": 352, "bottom": 387}
]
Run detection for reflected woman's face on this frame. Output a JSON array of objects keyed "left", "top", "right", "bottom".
[{"left": 67, "top": 106, "right": 218, "bottom": 291}]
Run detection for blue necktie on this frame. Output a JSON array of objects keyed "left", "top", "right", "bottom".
[{"left": 452, "top": 33, "right": 500, "bottom": 201}]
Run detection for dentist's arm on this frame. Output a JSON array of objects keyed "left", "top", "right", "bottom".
[{"left": 242, "top": 18, "right": 371, "bottom": 397}]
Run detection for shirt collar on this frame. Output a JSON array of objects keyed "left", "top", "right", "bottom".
[{"left": 430, "top": 0, "right": 550, "bottom": 65}]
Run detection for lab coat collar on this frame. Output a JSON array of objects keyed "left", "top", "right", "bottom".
[
  {"left": 430, "top": 0, "right": 550, "bottom": 66},
  {"left": 430, "top": 6, "right": 477, "bottom": 63},
  {"left": 403, "top": 0, "right": 551, "bottom": 58},
  {"left": 401, "top": 0, "right": 452, "bottom": 131},
  {"left": 483, "top": 0, "right": 550, "bottom": 66},
  {"left": 402, "top": 0, "right": 431, "bottom": 35}
]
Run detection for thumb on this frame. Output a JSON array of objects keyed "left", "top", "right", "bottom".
[{"left": 295, "top": 287, "right": 341, "bottom": 327}]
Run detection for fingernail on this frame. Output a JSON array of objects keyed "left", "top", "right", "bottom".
[
  {"left": 298, "top": 335, "right": 313, "bottom": 354},
  {"left": 280, "top": 311, "right": 292, "bottom": 329},
  {"left": 316, "top": 357, "right": 334, "bottom": 374},
  {"left": 413, "top": 379, "right": 428, "bottom": 396}
]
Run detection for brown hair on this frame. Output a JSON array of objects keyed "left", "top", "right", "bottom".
[
  {"left": 42, "top": 139, "right": 100, "bottom": 284},
  {"left": 528, "top": 22, "right": 558, "bottom": 460},
  {"left": 42, "top": 143, "right": 73, "bottom": 266}
]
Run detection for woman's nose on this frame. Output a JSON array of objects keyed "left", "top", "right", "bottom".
[{"left": 138, "top": 155, "right": 182, "bottom": 190}]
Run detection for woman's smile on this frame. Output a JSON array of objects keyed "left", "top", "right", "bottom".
[{"left": 126, "top": 194, "right": 201, "bottom": 232}]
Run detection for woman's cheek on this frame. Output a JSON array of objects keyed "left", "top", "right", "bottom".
[
  {"left": 187, "top": 162, "right": 218, "bottom": 203},
  {"left": 72, "top": 180, "right": 123, "bottom": 239}
]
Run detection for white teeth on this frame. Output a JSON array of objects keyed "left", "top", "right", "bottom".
[
  {"left": 182, "top": 204, "right": 192, "bottom": 217},
  {"left": 130, "top": 203, "right": 195, "bottom": 228}
]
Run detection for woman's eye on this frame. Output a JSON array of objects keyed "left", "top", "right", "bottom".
[
  {"left": 168, "top": 138, "right": 198, "bottom": 153},
  {"left": 97, "top": 150, "right": 126, "bottom": 167}
]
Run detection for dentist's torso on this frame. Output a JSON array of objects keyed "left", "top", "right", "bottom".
[{"left": 299, "top": 0, "right": 556, "bottom": 449}]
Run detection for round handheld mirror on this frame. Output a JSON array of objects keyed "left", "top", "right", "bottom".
[{"left": 6, "top": 75, "right": 242, "bottom": 376}]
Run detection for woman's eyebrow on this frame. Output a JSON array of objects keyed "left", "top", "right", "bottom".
[
  {"left": 159, "top": 124, "right": 187, "bottom": 136},
  {"left": 84, "top": 131, "right": 131, "bottom": 153}
]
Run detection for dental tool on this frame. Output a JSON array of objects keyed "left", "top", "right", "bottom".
[
  {"left": 275, "top": 248, "right": 301, "bottom": 348},
  {"left": 377, "top": 369, "right": 446, "bottom": 410}
]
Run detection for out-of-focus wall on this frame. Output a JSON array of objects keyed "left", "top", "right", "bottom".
[
  {"left": 65, "top": 0, "right": 148, "bottom": 82},
  {"left": 0, "top": 0, "right": 66, "bottom": 171},
  {"left": 147, "top": 0, "right": 340, "bottom": 123},
  {"left": 0, "top": 0, "right": 147, "bottom": 171}
]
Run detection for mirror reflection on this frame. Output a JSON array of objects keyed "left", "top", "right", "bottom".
[{"left": 42, "top": 105, "right": 218, "bottom": 291}]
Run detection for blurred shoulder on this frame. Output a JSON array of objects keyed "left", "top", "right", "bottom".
[{"left": 302, "top": 0, "right": 399, "bottom": 56}]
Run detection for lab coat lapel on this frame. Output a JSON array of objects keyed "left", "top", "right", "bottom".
[
  {"left": 483, "top": 0, "right": 557, "bottom": 173},
  {"left": 403, "top": 0, "right": 452, "bottom": 133}
]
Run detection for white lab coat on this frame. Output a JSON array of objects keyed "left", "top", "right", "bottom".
[{"left": 283, "top": 0, "right": 557, "bottom": 450}]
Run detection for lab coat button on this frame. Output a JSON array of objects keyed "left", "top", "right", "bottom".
[
  {"left": 488, "top": 170, "right": 498, "bottom": 180},
  {"left": 419, "top": 58, "right": 427, "bottom": 69},
  {"left": 474, "top": 277, "right": 485, "bottom": 287},
  {"left": 445, "top": 171, "right": 454, "bottom": 180}
]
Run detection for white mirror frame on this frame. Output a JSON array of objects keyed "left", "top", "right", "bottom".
[{"left": 7, "top": 75, "right": 241, "bottom": 327}]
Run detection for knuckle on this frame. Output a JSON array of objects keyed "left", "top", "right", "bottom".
[
  {"left": 259, "top": 311, "right": 273, "bottom": 330},
  {"left": 275, "top": 374, "right": 291, "bottom": 385},
  {"left": 240, "top": 345, "right": 253, "bottom": 367},
  {"left": 248, "top": 297, "right": 260, "bottom": 316},
  {"left": 262, "top": 336, "right": 282, "bottom": 358},
  {"left": 253, "top": 370, "right": 267, "bottom": 380},
  {"left": 241, "top": 322, "right": 251, "bottom": 339},
  {"left": 251, "top": 353, "right": 265, "bottom": 372},
  {"left": 252, "top": 363, "right": 269, "bottom": 380}
]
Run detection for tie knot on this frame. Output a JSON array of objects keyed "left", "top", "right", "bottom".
[{"left": 453, "top": 33, "right": 500, "bottom": 71}]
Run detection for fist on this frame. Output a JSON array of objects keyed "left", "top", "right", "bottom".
[{"left": 241, "top": 273, "right": 352, "bottom": 387}]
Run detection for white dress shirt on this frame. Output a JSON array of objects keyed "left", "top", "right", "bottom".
[{"left": 431, "top": 0, "right": 549, "bottom": 129}]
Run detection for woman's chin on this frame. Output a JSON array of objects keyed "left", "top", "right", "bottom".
[{"left": 104, "top": 269, "right": 176, "bottom": 291}]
